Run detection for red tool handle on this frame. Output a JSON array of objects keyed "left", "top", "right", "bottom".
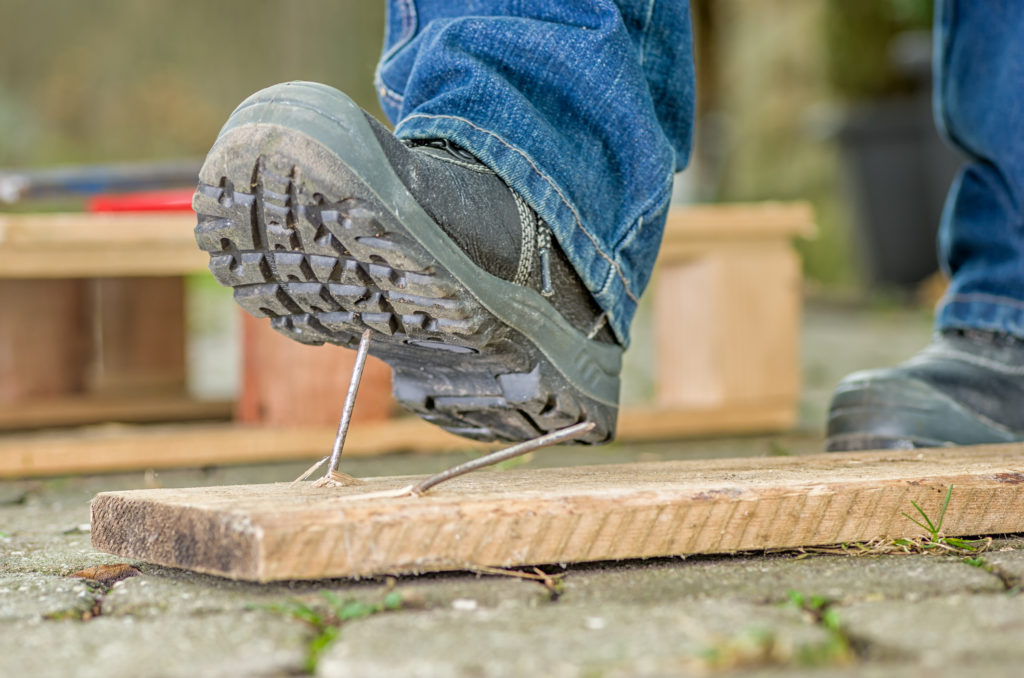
[{"left": 87, "top": 188, "right": 195, "bottom": 213}]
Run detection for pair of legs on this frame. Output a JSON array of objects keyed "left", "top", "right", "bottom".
[{"left": 196, "top": 1, "right": 1024, "bottom": 449}]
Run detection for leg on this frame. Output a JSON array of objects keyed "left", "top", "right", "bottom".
[
  {"left": 934, "top": 0, "right": 1024, "bottom": 335},
  {"left": 193, "top": 2, "right": 695, "bottom": 443},
  {"left": 376, "top": 0, "right": 695, "bottom": 343},
  {"left": 827, "top": 0, "right": 1024, "bottom": 450}
]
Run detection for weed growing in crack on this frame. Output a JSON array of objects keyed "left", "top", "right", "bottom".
[
  {"left": 782, "top": 591, "right": 855, "bottom": 667},
  {"left": 782, "top": 485, "right": 993, "bottom": 558},
  {"left": 697, "top": 628, "right": 781, "bottom": 671},
  {"left": 260, "top": 590, "right": 403, "bottom": 674},
  {"left": 893, "top": 484, "right": 990, "bottom": 555}
]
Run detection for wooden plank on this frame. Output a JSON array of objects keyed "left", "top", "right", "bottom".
[
  {"left": 654, "top": 242, "right": 802, "bottom": 410},
  {"left": 0, "top": 206, "right": 816, "bottom": 277},
  {"left": 86, "top": 277, "right": 188, "bottom": 395},
  {"left": 0, "top": 213, "right": 205, "bottom": 278},
  {"left": 0, "top": 394, "right": 233, "bottom": 431},
  {"left": 0, "top": 403, "right": 794, "bottom": 478},
  {"left": 91, "top": 445, "right": 1024, "bottom": 581},
  {"left": 236, "top": 312, "right": 394, "bottom": 426},
  {"left": 0, "top": 279, "right": 88, "bottom": 403},
  {"left": 0, "top": 419, "right": 487, "bottom": 478},
  {"left": 663, "top": 201, "right": 816, "bottom": 242}
]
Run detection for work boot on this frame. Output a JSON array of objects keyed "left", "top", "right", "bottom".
[
  {"left": 193, "top": 81, "right": 620, "bottom": 443},
  {"left": 826, "top": 329, "right": 1024, "bottom": 451}
]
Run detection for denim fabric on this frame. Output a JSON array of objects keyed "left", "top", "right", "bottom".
[
  {"left": 375, "top": 0, "right": 694, "bottom": 345},
  {"left": 934, "top": 1, "right": 1024, "bottom": 338}
]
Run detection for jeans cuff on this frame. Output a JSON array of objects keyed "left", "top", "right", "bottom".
[{"left": 936, "top": 293, "right": 1024, "bottom": 339}]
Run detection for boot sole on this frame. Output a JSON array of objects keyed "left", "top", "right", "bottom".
[{"left": 193, "top": 82, "right": 621, "bottom": 443}]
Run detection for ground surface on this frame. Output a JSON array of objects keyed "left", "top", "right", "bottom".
[{"left": 6, "top": 302, "right": 1022, "bottom": 678}]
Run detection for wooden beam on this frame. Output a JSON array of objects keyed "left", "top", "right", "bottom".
[
  {"left": 236, "top": 312, "right": 395, "bottom": 427},
  {"left": 0, "top": 419, "right": 486, "bottom": 478},
  {"left": 0, "top": 206, "right": 817, "bottom": 278},
  {"left": 0, "top": 279, "right": 88, "bottom": 402},
  {"left": 663, "top": 201, "right": 816, "bottom": 242},
  {"left": 0, "top": 213, "right": 205, "bottom": 278},
  {"left": 0, "top": 402, "right": 795, "bottom": 478},
  {"left": 86, "top": 278, "right": 188, "bottom": 395},
  {"left": 91, "top": 445, "right": 1024, "bottom": 581},
  {"left": 0, "top": 394, "right": 233, "bottom": 431}
]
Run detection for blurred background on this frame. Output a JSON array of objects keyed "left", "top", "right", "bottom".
[
  {"left": 1, "top": 0, "right": 956, "bottom": 291},
  {"left": 0, "top": 0, "right": 956, "bottom": 424}
]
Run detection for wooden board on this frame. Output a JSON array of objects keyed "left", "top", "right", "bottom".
[
  {"left": 0, "top": 393, "right": 233, "bottom": 431},
  {"left": 0, "top": 205, "right": 815, "bottom": 278},
  {"left": 0, "top": 213, "right": 205, "bottom": 278},
  {"left": 0, "top": 279, "right": 88, "bottom": 403},
  {"left": 654, "top": 242, "right": 802, "bottom": 410},
  {"left": 0, "top": 403, "right": 794, "bottom": 478},
  {"left": 660, "top": 201, "right": 815, "bottom": 254},
  {"left": 92, "top": 445, "right": 1024, "bottom": 581},
  {"left": 86, "top": 278, "right": 187, "bottom": 395},
  {"left": 236, "top": 312, "right": 394, "bottom": 427}
]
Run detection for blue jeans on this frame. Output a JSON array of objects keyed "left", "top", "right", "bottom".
[
  {"left": 377, "top": 1, "right": 1024, "bottom": 344},
  {"left": 375, "top": 0, "right": 694, "bottom": 345},
  {"left": 934, "top": 0, "right": 1024, "bottom": 339}
]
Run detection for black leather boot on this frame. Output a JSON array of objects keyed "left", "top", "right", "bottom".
[
  {"left": 193, "top": 81, "right": 621, "bottom": 443},
  {"left": 827, "top": 328, "right": 1024, "bottom": 451}
]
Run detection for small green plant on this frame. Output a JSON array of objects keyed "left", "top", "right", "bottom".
[
  {"left": 894, "top": 484, "right": 989, "bottom": 554},
  {"left": 0, "top": 530, "right": 10, "bottom": 538},
  {"left": 962, "top": 555, "right": 990, "bottom": 570},
  {"left": 783, "top": 591, "right": 854, "bottom": 666},
  {"left": 263, "top": 591, "right": 403, "bottom": 674}
]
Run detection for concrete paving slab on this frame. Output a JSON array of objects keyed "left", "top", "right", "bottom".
[
  {"left": 0, "top": 573, "right": 100, "bottom": 621},
  {"left": 559, "top": 552, "right": 1003, "bottom": 606},
  {"left": 319, "top": 600, "right": 837, "bottom": 678},
  {"left": 971, "top": 548, "right": 1024, "bottom": 587},
  {"left": 838, "top": 594, "right": 1024, "bottom": 667},
  {"left": 0, "top": 612, "right": 305, "bottom": 678},
  {"left": 100, "top": 566, "right": 548, "bottom": 618},
  {"left": 1, "top": 532, "right": 126, "bottom": 575}
]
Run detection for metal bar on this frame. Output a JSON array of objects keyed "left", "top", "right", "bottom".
[
  {"left": 410, "top": 421, "right": 595, "bottom": 495},
  {"left": 323, "top": 329, "right": 373, "bottom": 479},
  {"left": 0, "top": 160, "right": 201, "bottom": 204}
]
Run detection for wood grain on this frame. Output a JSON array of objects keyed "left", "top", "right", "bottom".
[
  {"left": 0, "top": 279, "right": 88, "bottom": 403},
  {"left": 0, "top": 213, "right": 205, "bottom": 278},
  {"left": 92, "top": 445, "right": 1024, "bottom": 581},
  {"left": 236, "top": 311, "right": 394, "bottom": 427},
  {"left": 654, "top": 242, "right": 802, "bottom": 410},
  {"left": 0, "top": 393, "right": 233, "bottom": 431},
  {"left": 662, "top": 201, "right": 815, "bottom": 245},
  {"left": 87, "top": 277, "right": 187, "bottom": 395}
]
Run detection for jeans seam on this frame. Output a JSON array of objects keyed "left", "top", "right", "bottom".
[
  {"left": 381, "top": 0, "right": 418, "bottom": 62},
  {"left": 375, "top": 76, "right": 406, "bottom": 107},
  {"left": 376, "top": 0, "right": 419, "bottom": 107},
  {"left": 399, "top": 112, "right": 641, "bottom": 303},
  {"left": 638, "top": 0, "right": 658, "bottom": 66},
  {"left": 945, "top": 293, "right": 1024, "bottom": 312},
  {"left": 612, "top": 171, "right": 673, "bottom": 253}
]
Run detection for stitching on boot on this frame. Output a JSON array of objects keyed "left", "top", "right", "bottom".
[
  {"left": 511, "top": 190, "right": 536, "bottom": 287},
  {"left": 537, "top": 222, "right": 554, "bottom": 297},
  {"left": 423, "top": 151, "right": 497, "bottom": 174}
]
